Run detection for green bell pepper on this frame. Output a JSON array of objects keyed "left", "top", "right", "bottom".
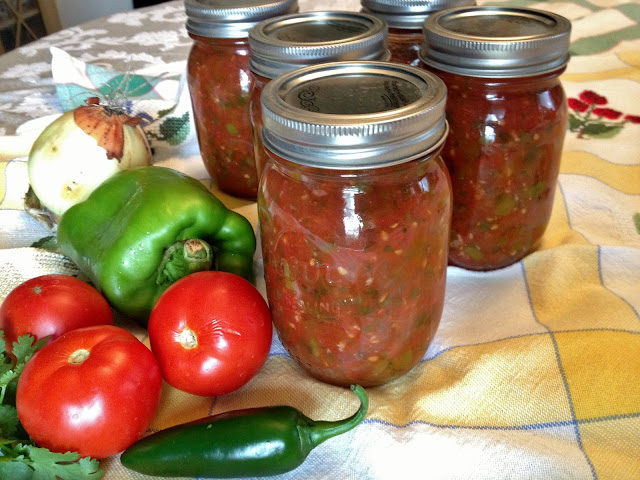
[{"left": 57, "top": 166, "right": 256, "bottom": 324}]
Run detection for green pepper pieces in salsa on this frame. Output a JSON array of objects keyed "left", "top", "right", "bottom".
[
  {"left": 187, "top": 35, "right": 258, "bottom": 199},
  {"left": 433, "top": 68, "right": 568, "bottom": 270},
  {"left": 259, "top": 151, "right": 451, "bottom": 387}
]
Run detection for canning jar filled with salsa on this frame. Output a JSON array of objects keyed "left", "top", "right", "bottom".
[
  {"left": 259, "top": 61, "right": 452, "bottom": 387},
  {"left": 360, "top": 0, "right": 475, "bottom": 67},
  {"left": 420, "top": 7, "right": 571, "bottom": 270},
  {"left": 248, "top": 11, "right": 389, "bottom": 179},
  {"left": 185, "top": 0, "right": 298, "bottom": 199}
]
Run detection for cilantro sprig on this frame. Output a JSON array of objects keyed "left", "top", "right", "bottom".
[{"left": 0, "top": 331, "right": 104, "bottom": 479}]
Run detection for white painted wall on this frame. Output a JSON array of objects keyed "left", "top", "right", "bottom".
[{"left": 54, "top": 0, "right": 134, "bottom": 29}]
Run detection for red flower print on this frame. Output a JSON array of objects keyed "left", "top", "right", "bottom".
[
  {"left": 579, "top": 90, "right": 608, "bottom": 105},
  {"left": 568, "top": 98, "right": 589, "bottom": 112},
  {"left": 568, "top": 89, "right": 639, "bottom": 139},
  {"left": 592, "top": 108, "right": 623, "bottom": 120}
]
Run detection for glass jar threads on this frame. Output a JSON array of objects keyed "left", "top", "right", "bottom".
[
  {"left": 360, "top": 0, "right": 475, "bottom": 66},
  {"left": 258, "top": 61, "right": 452, "bottom": 387},
  {"left": 420, "top": 7, "right": 571, "bottom": 270},
  {"left": 248, "top": 11, "right": 389, "bottom": 178},
  {"left": 184, "top": 0, "right": 298, "bottom": 199}
]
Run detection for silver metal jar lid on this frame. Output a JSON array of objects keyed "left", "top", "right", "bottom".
[
  {"left": 185, "top": 0, "right": 298, "bottom": 38},
  {"left": 260, "top": 61, "right": 448, "bottom": 169},
  {"left": 249, "top": 11, "right": 389, "bottom": 79},
  {"left": 361, "top": 0, "right": 476, "bottom": 30},
  {"left": 420, "top": 6, "right": 571, "bottom": 77}
]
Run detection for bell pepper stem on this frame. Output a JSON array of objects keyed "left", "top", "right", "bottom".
[
  {"left": 156, "top": 239, "right": 213, "bottom": 287},
  {"left": 306, "top": 384, "right": 369, "bottom": 449}
]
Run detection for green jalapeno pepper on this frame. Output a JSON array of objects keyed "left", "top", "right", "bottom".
[
  {"left": 57, "top": 166, "right": 256, "bottom": 325},
  {"left": 120, "top": 384, "right": 368, "bottom": 478}
]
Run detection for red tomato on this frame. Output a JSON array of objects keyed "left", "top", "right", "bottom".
[
  {"left": 0, "top": 274, "right": 113, "bottom": 353},
  {"left": 16, "top": 325, "right": 162, "bottom": 459},
  {"left": 148, "top": 271, "right": 272, "bottom": 396}
]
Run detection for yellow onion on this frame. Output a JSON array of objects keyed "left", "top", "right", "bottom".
[{"left": 27, "top": 97, "right": 152, "bottom": 217}]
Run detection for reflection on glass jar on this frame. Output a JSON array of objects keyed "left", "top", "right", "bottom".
[{"left": 258, "top": 61, "right": 452, "bottom": 386}]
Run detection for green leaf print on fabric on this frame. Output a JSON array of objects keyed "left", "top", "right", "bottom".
[{"left": 147, "top": 112, "right": 191, "bottom": 145}]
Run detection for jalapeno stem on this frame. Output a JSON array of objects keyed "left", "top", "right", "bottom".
[{"left": 306, "top": 384, "right": 369, "bottom": 448}]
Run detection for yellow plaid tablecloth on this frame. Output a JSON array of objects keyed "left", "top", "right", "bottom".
[{"left": 0, "top": 0, "right": 639, "bottom": 479}]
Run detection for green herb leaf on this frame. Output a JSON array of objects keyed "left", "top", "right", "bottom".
[
  {"left": 0, "top": 365, "right": 19, "bottom": 389},
  {"left": 0, "top": 442, "right": 104, "bottom": 480},
  {"left": 0, "top": 363, "right": 13, "bottom": 385},
  {"left": 28, "top": 446, "right": 104, "bottom": 480},
  {"left": 0, "top": 459, "right": 33, "bottom": 480},
  {"left": 12, "top": 334, "right": 43, "bottom": 366},
  {"left": 0, "top": 404, "right": 20, "bottom": 437}
]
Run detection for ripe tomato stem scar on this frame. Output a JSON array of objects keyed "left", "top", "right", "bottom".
[
  {"left": 68, "top": 348, "right": 90, "bottom": 364},
  {"left": 179, "top": 328, "right": 198, "bottom": 349}
]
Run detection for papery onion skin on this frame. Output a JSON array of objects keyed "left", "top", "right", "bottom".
[{"left": 27, "top": 105, "right": 152, "bottom": 217}]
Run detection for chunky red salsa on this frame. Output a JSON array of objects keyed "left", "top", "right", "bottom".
[
  {"left": 427, "top": 68, "right": 568, "bottom": 270},
  {"left": 259, "top": 151, "right": 452, "bottom": 387},
  {"left": 187, "top": 36, "right": 258, "bottom": 199}
]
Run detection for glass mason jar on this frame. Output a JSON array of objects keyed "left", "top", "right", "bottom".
[
  {"left": 259, "top": 61, "right": 452, "bottom": 387},
  {"left": 249, "top": 11, "right": 389, "bottom": 179},
  {"left": 185, "top": 0, "right": 298, "bottom": 199},
  {"left": 420, "top": 7, "right": 571, "bottom": 270},
  {"left": 360, "top": 0, "right": 475, "bottom": 67}
]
